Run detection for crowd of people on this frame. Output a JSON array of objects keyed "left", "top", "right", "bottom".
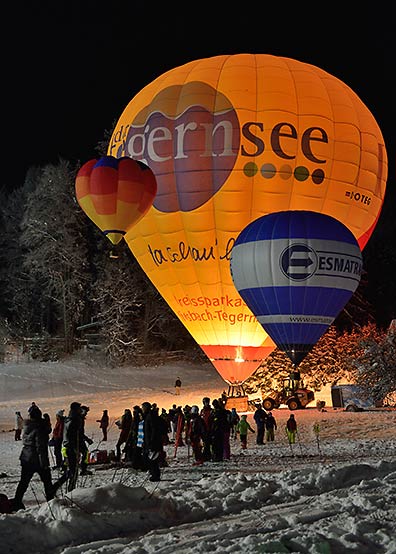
[{"left": 7, "top": 396, "right": 298, "bottom": 513}]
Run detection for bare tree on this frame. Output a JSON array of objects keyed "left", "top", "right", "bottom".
[{"left": 18, "top": 160, "right": 92, "bottom": 352}]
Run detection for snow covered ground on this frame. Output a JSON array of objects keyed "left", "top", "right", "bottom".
[{"left": 1, "top": 356, "right": 396, "bottom": 554}]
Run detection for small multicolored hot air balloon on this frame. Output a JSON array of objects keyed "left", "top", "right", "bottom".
[
  {"left": 75, "top": 156, "right": 157, "bottom": 245},
  {"left": 230, "top": 210, "right": 363, "bottom": 367}
]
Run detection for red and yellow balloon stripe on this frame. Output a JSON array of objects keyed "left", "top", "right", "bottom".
[{"left": 75, "top": 156, "right": 157, "bottom": 245}]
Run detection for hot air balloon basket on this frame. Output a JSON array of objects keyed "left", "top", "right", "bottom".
[{"left": 225, "top": 396, "right": 249, "bottom": 412}]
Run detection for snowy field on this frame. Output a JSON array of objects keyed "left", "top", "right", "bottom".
[{"left": 1, "top": 356, "right": 396, "bottom": 554}]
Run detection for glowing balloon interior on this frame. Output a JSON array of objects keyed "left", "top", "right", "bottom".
[
  {"left": 75, "top": 156, "right": 157, "bottom": 245},
  {"left": 108, "top": 53, "right": 386, "bottom": 384},
  {"left": 230, "top": 211, "right": 363, "bottom": 367}
]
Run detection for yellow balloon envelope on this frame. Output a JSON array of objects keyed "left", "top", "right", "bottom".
[{"left": 108, "top": 54, "right": 388, "bottom": 385}]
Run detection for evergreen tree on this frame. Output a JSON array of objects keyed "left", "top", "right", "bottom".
[{"left": 349, "top": 323, "right": 396, "bottom": 403}]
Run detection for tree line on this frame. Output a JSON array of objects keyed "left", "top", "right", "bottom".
[
  {"left": 0, "top": 159, "right": 200, "bottom": 365},
  {"left": 0, "top": 153, "right": 395, "bottom": 400}
]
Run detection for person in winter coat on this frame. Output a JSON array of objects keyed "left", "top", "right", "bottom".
[
  {"left": 200, "top": 397, "right": 213, "bottom": 461},
  {"left": 97, "top": 409, "right": 109, "bottom": 441},
  {"left": 160, "top": 408, "right": 171, "bottom": 445},
  {"left": 229, "top": 408, "right": 240, "bottom": 439},
  {"left": 51, "top": 410, "right": 65, "bottom": 469},
  {"left": 115, "top": 409, "right": 133, "bottom": 462},
  {"left": 174, "top": 377, "right": 182, "bottom": 395},
  {"left": 208, "top": 399, "right": 229, "bottom": 461},
  {"left": 186, "top": 405, "right": 206, "bottom": 465},
  {"left": 141, "top": 401, "right": 164, "bottom": 481},
  {"left": 222, "top": 406, "right": 232, "bottom": 460},
  {"left": 14, "top": 411, "right": 24, "bottom": 441},
  {"left": 236, "top": 414, "right": 255, "bottom": 449},
  {"left": 265, "top": 412, "right": 277, "bottom": 442},
  {"left": 168, "top": 404, "right": 177, "bottom": 441},
  {"left": 173, "top": 406, "right": 185, "bottom": 447},
  {"left": 253, "top": 404, "right": 267, "bottom": 445},
  {"left": 286, "top": 414, "right": 297, "bottom": 444},
  {"left": 43, "top": 413, "right": 52, "bottom": 435},
  {"left": 28, "top": 402, "right": 38, "bottom": 415},
  {"left": 79, "top": 405, "right": 93, "bottom": 475},
  {"left": 56, "top": 401, "right": 84, "bottom": 492},
  {"left": 125, "top": 405, "right": 143, "bottom": 468},
  {"left": 13, "top": 406, "right": 55, "bottom": 510}
]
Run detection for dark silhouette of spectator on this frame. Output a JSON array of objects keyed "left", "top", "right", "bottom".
[
  {"left": 174, "top": 377, "right": 182, "bottom": 395},
  {"left": 13, "top": 406, "right": 55, "bottom": 510},
  {"left": 50, "top": 410, "right": 65, "bottom": 469},
  {"left": 56, "top": 402, "right": 84, "bottom": 492},
  {"left": 80, "top": 406, "right": 93, "bottom": 475},
  {"left": 14, "top": 411, "right": 24, "bottom": 441},
  {"left": 97, "top": 410, "right": 109, "bottom": 441},
  {"left": 141, "top": 402, "right": 165, "bottom": 481},
  {"left": 200, "top": 397, "right": 213, "bottom": 461},
  {"left": 186, "top": 405, "right": 206, "bottom": 465},
  {"left": 125, "top": 405, "right": 143, "bottom": 469},
  {"left": 208, "top": 399, "right": 228, "bottom": 462},
  {"left": 229, "top": 408, "right": 240, "bottom": 439},
  {"left": 253, "top": 404, "right": 267, "bottom": 445},
  {"left": 265, "top": 411, "right": 277, "bottom": 442},
  {"left": 168, "top": 404, "right": 177, "bottom": 441},
  {"left": 43, "top": 413, "right": 52, "bottom": 435},
  {"left": 174, "top": 406, "right": 185, "bottom": 447},
  {"left": 28, "top": 402, "right": 38, "bottom": 415},
  {"left": 115, "top": 409, "right": 132, "bottom": 462}
]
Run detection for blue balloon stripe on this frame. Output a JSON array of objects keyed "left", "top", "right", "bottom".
[
  {"left": 235, "top": 210, "right": 359, "bottom": 245},
  {"left": 239, "top": 286, "right": 353, "bottom": 317},
  {"left": 94, "top": 155, "right": 120, "bottom": 170},
  {"left": 262, "top": 322, "right": 329, "bottom": 346}
]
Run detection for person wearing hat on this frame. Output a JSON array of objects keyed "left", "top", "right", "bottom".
[
  {"left": 56, "top": 402, "right": 84, "bottom": 491},
  {"left": 50, "top": 409, "right": 65, "bottom": 469},
  {"left": 12, "top": 406, "right": 55, "bottom": 511}
]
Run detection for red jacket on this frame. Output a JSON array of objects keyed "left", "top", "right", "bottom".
[{"left": 52, "top": 417, "right": 64, "bottom": 440}]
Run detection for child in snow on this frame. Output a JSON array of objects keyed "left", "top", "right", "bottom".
[
  {"left": 236, "top": 414, "right": 255, "bottom": 449},
  {"left": 265, "top": 411, "right": 277, "bottom": 442},
  {"left": 286, "top": 414, "right": 297, "bottom": 444}
]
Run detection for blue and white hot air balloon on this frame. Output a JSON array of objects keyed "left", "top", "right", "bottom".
[{"left": 230, "top": 211, "right": 363, "bottom": 367}]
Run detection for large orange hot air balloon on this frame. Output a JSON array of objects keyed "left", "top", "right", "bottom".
[
  {"left": 75, "top": 155, "right": 157, "bottom": 245},
  {"left": 108, "top": 54, "right": 387, "bottom": 387}
]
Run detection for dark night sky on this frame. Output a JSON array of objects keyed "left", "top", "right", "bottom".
[{"left": 2, "top": 3, "right": 395, "bottom": 194}]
